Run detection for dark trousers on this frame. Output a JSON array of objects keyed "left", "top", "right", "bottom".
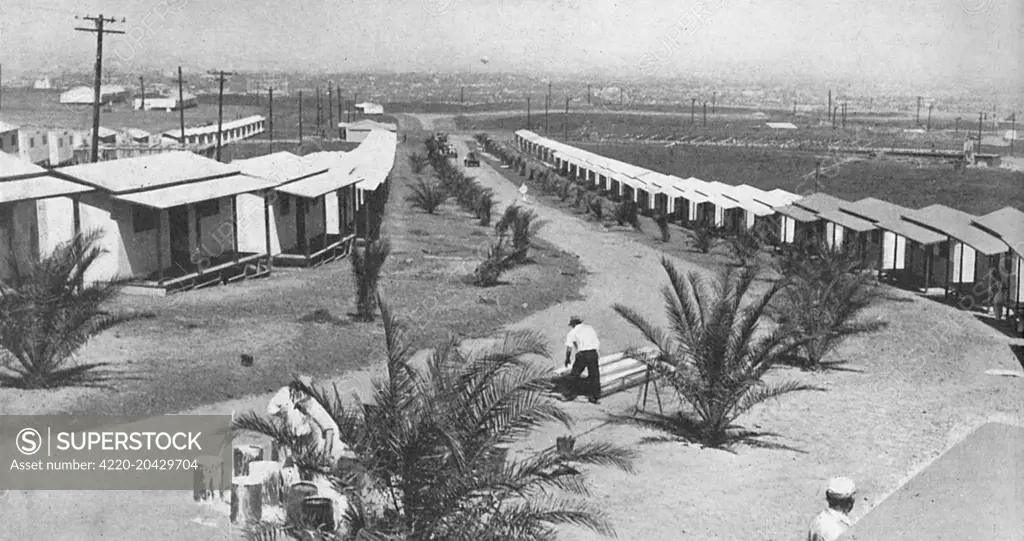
[{"left": 565, "top": 350, "right": 601, "bottom": 401}]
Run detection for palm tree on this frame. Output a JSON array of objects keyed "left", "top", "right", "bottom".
[
  {"left": 0, "top": 230, "right": 142, "bottom": 389},
  {"left": 407, "top": 152, "right": 430, "bottom": 174},
  {"left": 495, "top": 205, "right": 546, "bottom": 263},
  {"left": 772, "top": 240, "right": 884, "bottom": 369},
  {"left": 689, "top": 223, "right": 720, "bottom": 254},
  {"left": 405, "top": 179, "right": 449, "bottom": 214},
  {"left": 613, "top": 258, "right": 821, "bottom": 447},
  {"left": 235, "top": 297, "right": 636, "bottom": 541},
  {"left": 351, "top": 238, "right": 391, "bottom": 322},
  {"left": 727, "top": 228, "right": 761, "bottom": 266}
]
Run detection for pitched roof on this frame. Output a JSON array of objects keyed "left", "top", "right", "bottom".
[
  {"left": 60, "top": 151, "right": 240, "bottom": 193},
  {"left": 904, "top": 204, "right": 1008, "bottom": 255},
  {"left": 840, "top": 197, "right": 909, "bottom": 223},
  {"left": 0, "top": 153, "right": 93, "bottom": 203},
  {"left": 0, "top": 120, "right": 19, "bottom": 132},
  {"left": 973, "top": 207, "right": 1024, "bottom": 257},
  {"left": 775, "top": 204, "right": 820, "bottom": 222},
  {"left": 338, "top": 119, "right": 397, "bottom": 132},
  {"left": 116, "top": 173, "right": 278, "bottom": 209},
  {"left": 817, "top": 209, "right": 876, "bottom": 232},
  {"left": 793, "top": 192, "right": 847, "bottom": 213},
  {"left": 234, "top": 151, "right": 329, "bottom": 186}
]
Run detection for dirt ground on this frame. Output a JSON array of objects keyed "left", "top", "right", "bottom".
[
  {"left": 845, "top": 422, "right": 1024, "bottom": 541},
  {"left": 2, "top": 117, "right": 1022, "bottom": 541}
]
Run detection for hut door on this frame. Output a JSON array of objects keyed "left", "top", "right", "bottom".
[{"left": 168, "top": 205, "right": 191, "bottom": 271}]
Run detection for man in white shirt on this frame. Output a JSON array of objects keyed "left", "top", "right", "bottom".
[
  {"left": 267, "top": 376, "right": 356, "bottom": 462},
  {"left": 807, "top": 477, "right": 856, "bottom": 541},
  {"left": 563, "top": 316, "right": 602, "bottom": 404}
]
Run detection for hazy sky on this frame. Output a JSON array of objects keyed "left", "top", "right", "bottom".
[{"left": 1, "top": 0, "right": 1021, "bottom": 90}]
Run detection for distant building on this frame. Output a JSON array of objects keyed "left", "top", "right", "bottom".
[
  {"left": 47, "top": 128, "right": 75, "bottom": 166},
  {"left": 33, "top": 77, "right": 53, "bottom": 90},
  {"left": 0, "top": 121, "right": 20, "bottom": 157},
  {"left": 17, "top": 128, "right": 52, "bottom": 165},
  {"left": 353, "top": 102, "right": 384, "bottom": 115},
  {"left": 338, "top": 119, "right": 397, "bottom": 142},
  {"left": 246, "top": 78, "right": 289, "bottom": 95},
  {"left": 122, "top": 128, "right": 152, "bottom": 145},
  {"left": 60, "top": 85, "right": 128, "bottom": 105},
  {"left": 766, "top": 122, "right": 797, "bottom": 130},
  {"left": 133, "top": 91, "right": 198, "bottom": 112},
  {"left": 160, "top": 115, "right": 266, "bottom": 148}
]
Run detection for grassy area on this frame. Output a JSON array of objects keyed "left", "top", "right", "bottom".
[
  {"left": 0, "top": 136, "right": 585, "bottom": 417},
  {"left": 574, "top": 142, "right": 1024, "bottom": 215},
  {"left": 456, "top": 111, "right": 1005, "bottom": 152}
]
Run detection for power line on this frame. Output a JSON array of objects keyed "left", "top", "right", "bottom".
[{"left": 75, "top": 14, "right": 126, "bottom": 163}]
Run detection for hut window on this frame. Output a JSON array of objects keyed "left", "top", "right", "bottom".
[
  {"left": 196, "top": 200, "right": 220, "bottom": 218},
  {"left": 133, "top": 206, "right": 159, "bottom": 233},
  {"left": 281, "top": 195, "right": 291, "bottom": 215}
]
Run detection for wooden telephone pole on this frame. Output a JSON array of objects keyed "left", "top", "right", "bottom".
[
  {"left": 268, "top": 87, "right": 274, "bottom": 154},
  {"left": 298, "top": 90, "right": 304, "bottom": 144},
  {"left": 336, "top": 85, "right": 343, "bottom": 139},
  {"left": 316, "top": 86, "right": 322, "bottom": 137},
  {"left": 138, "top": 76, "right": 145, "bottom": 111},
  {"left": 177, "top": 67, "right": 186, "bottom": 144},
  {"left": 526, "top": 97, "right": 531, "bottom": 130},
  {"left": 327, "top": 84, "right": 333, "bottom": 138},
  {"left": 564, "top": 96, "right": 569, "bottom": 140},
  {"left": 208, "top": 70, "right": 236, "bottom": 161},
  {"left": 75, "top": 14, "right": 125, "bottom": 163},
  {"left": 691, "top": 98, "right": 696, "bottom": 124}
]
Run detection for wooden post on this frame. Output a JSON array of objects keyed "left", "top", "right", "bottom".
[
  {"left": 264, "top": 193, "right": 273, "bottom": 272},
  {"left": 924, "top": 247, "right": 931, "bottom": 293},
  {"left": 156, "top": 208, "right": 165, "bottom": 286},
  {"left": 230, "top": 476, "right": 263, "bottom": 524},
  {"left": 232, "top": 197, "right": 239, "bottom": 263},
  {"left": 233, "top": 444, "right": 264, "bottom": 476}
]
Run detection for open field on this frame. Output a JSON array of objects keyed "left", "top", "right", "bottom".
[
  {"left": 456, "top": 111, "right": 1017, "bottom": 154},
  {"left": 0, "top": 136, "right": 585, "bottom": 418}
]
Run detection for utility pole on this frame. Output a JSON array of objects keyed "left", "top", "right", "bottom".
[
  {"left": 917, "top": 96, "right": 922, "bottom": 125},
  {"left": 703, "top": 102, "right": 707, "bottom": 127},
  {"left": 548, "top": 82, "right": 552, "bottom": 106},
  {"left": 75, "top": 14, "right": 125, "bottom": 163},
  {"left": 336, "top": 85, "right": 343, "bottom": 139},
  {"left": 827, "top": 89, "right": 831, "bottom": 125},
  {"left": 316, "top": 86, "right": 322, "bottom": 137},
  {"left": 926, "top": 102, "right": 933, "bottom": 131},
  {"left": 544, "top": 95, "right": 549, "bottom": 134},
  {"left": 177, "top": 67, "right": 185, "bottom": 145},
  {"left": 793, "top": 100, "right": 797, "bottom": 115},
  {"left": 269, "top": 87, "right": 274, "bottom": 154},
  {"left": 977, "top": 111, "right": 984, "bottom": 155},
  {"left": 327, "top": 84, "right": 333, "bottom": 139},
  {"left": 138, "top": 75, "right": 145, "bottom": 111},
  {"left": 832, "top": 107, "right": 838, "bottom": 129},
  {"left": 298, "top": 90, "right": 304, "bottom": 144},
  {"left": 350, "top": 93, "right": 357, "bottom": 122},
  {"left": 208, "top": 70, "right": 236, "bottom": 162},
  {"left": 564, "top": 96, "right": 569, "bottom": 140},
  {"left": 1010, "top": 113, "right": 1016, "bottom": 156},
  {"left": 955, "top": 116, "right": 960, "bottom": 137},
  {"left": 691, "top": 98, "right": 696, "bottom": 124},
  {"left": 712, "top": 91, "right": 716, "bottom": 114},
  {"left": 460, "top": 86, "right": 464, "bottom": 107},
  {"left": 587, "top": 83, "right": 591, "bottom": 105},
  {"left": 1, "top": 63, "right": 3, "bottom": 111},
  {"left": 842, "top": 103, "right": 847, "bottom": 129},
  {"left": 526, "top": 97, "right": 531, "bottom": 130}
]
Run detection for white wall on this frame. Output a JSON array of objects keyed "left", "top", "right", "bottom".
[
  {"left": 0, "top": 201, "right": 38, "bottom": 281},
  {"left": 881, "top": 232, "right": 907, "bottom": 270},
  {"left": 36, "top": 197, "right": 76, "bottom": 256},
  {"left": 325, "top": 191, "right": 340, "bottom": 235},
  {"left": 196, "top": 197, "right": 236, "bottom": 259},
  {"left": 950, "top": 241, "right": 977, "bottom": 283},
  {"left": 345, "top": 129, "right": 370, "bottom": 143},
  {"left": 825, "top": 222, "right": 845, "bottom": 249},
  {"left": 48, "top": 130, "right": 75, "bottom": 166},
  {"left": 78, "top": 193, "right": 170, "bottom": 284},
  {"left": 18, "top": 129, "right": 50, "bottom": 165},
  {"left": 236, "top": 192, "right": 273, "bottom": 255}
]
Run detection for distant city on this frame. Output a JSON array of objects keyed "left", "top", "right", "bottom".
[{"left": 4, "top": 69, "right": 1021, "bottom": 116}]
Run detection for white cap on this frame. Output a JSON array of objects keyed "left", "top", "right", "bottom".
[{"left": 826, "top": 477, "right": 856, "bottom": 499}]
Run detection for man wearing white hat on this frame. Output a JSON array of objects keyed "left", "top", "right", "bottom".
[
  {"left": 267, "top": 376, "right": 357, "bottom": 462},
  {"left": 807, "top": 477, "right": 857, "bottom": 541}
]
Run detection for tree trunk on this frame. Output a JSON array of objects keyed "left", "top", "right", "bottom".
[{"left": 230, "top": 476, "right": 263, "bottom": 524}]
